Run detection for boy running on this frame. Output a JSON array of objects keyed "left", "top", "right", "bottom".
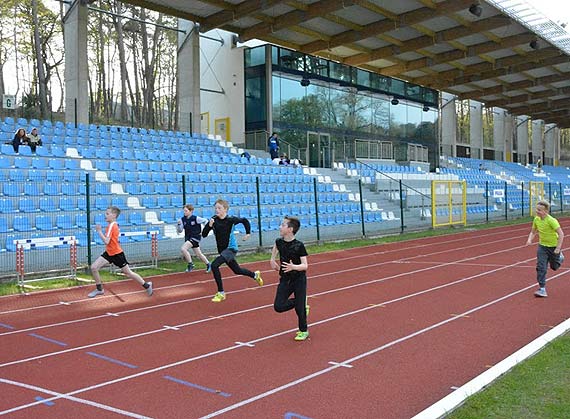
[
  {"left": 88, "top": 206, "right": 153, "bottom": 298},
  {"left": 201, "top": 199, "right": 263, "bottom": 302},
  {"left": 526, "top": 200, "right": 564, "bottom": 297},
  {"left": 271, "top": 216, "right": 310, "bottom": 341},
  {"left": 176, "top": 204, "right": 210, "bottom": 272}
]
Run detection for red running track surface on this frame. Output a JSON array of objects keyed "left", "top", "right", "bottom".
[{"left": 1, "top": 222, "right": 570, "bottom": 419}]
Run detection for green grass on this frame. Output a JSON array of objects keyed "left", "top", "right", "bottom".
[{"left": 448, "top": 334, "right": 570, "bottom": 419}]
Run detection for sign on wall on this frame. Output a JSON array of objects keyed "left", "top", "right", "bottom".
[{"left": 2, "top": 95, "right": 16, "bottom": 109}]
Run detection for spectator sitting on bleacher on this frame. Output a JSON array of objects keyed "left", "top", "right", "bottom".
[
  {"left": 12, "top": 128, "right": 28, "bottom": 154},
  {"left": 27, "top": 127, "right": 42, "bottom": 153},
  {"left": 279, "top": 153, "right": 290, "bottom": 166}
]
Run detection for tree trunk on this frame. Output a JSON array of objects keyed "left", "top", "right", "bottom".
[
  {"left": 32, "top": 0, "right": 48, "bottom": 118},
  {"left": 112, "top": 1, "right": 129, "bottom": 122}
]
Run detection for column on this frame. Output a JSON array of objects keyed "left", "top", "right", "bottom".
[
  {"left": 516, "top": 116, "right": 529, "bottom": 165},
  {"left": 531, "top": 120, "right": 543, "bottom": 164},
  {"left": 544, "top": 124, "right": 559, "bottom": 166},
  {"left": 493, "top": 109, "right": 506, "bottom": 161},
  {"left": 63, "top": 0, "right": 89, "bottom": 126},
  {"left": 503, "top": 113, "right": 514, "bottom": 162},
  {"left": 440, "top": 93, "right": 456, "bottom": 157},
  {"left": 469, "top": 101, "right": 483, "bottom": 159},
  {"left": 177, "top": 19, "right": 201, "bottom": 134}
]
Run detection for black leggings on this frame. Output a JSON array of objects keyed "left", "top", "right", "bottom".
[
  {"left": 211, "top": 249, "right": 254, "bottom": 292},
  {"left": 274, "top": 277, "right": 307, "bottom": 332}
]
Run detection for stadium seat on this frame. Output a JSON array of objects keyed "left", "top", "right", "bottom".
[
  {"left": 2, "top": 184, "right": 20, "bottom": 197},
  {"left": 43, "top": 183, "right": 60, "bottom": 196},
  {"left": 39, "top": 197, "right": 57, "bottom": 212},
  {"left": 59, "top": 197, "right": 77, "bottom": 211},
  {"left": 23, "top": 183, "right": 40, "bottom": 196},
  {"left": 19, "top": 198, "right": 37, "bottom": 213},
  {"left": 35, "top": 215, "right": 55, "bottom": 231},
  {"left": 13, "top": 216, "right": 33, "bottom": 232},
  {"left": 0, "top": 198, "right": 15, "bottom": 213}
]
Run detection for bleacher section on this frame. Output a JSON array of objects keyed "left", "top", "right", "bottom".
[{"left": 0, "top": 117, "right": 373, "bottom": 254}]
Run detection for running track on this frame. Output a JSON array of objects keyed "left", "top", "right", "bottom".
[{"left": 1, "top": 222, "right": 570, "bottom": 419}]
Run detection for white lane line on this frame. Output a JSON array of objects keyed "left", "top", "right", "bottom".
[
  {"left": 0, "top": 226, "right": 528, "bottom": 317},
  {"left": 3, "top": 262, "right": 568, "bottom": 417},
  {"left": 0, "top": 246, "right": 539, "bottom": 369},
  {"left": 199, "top": 276, "right": 563, "bottom": 419},
  {"left": 0, "top": 378, "right": 152, "bottom": 418},
  {"left": 0, "top": 233, "right": 530, "bottom": 339}
]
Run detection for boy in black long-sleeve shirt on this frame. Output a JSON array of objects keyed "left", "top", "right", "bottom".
[{"left": 202, "top": 198, "right": 263, "bottom": 302}]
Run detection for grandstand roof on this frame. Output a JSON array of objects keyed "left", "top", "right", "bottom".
[{"left": 125, "top": 0, "right": 570, "bottom": 127}]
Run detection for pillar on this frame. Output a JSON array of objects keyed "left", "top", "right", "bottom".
[
  {"left": 63, "top": 0, "right": 89, "bottom": 126},
  {"left": 440, "top": 93, "right": 456, "bottom": 157},
  {"left": 531, "top": 120, "right": 543, "bottom": 164},
  {"left": 469, "top": 101, "right": 483, "bottom": 159},
  {"left": 516, "top": 116, "right": 529, "bottom": 165}
]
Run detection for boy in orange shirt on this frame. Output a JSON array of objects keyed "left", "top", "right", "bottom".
[{"left": 88, "top": 206, "right": 153, "bottom": 298}]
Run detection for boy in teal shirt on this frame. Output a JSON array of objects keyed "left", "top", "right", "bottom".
[{"left": 526, "top": 200, "right": 564, "bottom": 297}]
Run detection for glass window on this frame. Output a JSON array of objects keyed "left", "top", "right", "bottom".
[
  {"left": 306, "top": 56, "right": 328, "bottom": 78},
  {"left": 390, "top": 79, "right": 405, "bottom": 97},
  {"left": 407, "top": 103, "right": 422, "bottom": 139},
  {"left": 245, "top": 76, "right": 266, "bottom": 124},
  {"left": 245, "top": 46, "right": 266, "bottom": 67},
  {"left": 356, "top": 69, "right": 371, "bottom": 88},
  {"left": 272, "top": 76, "right": 281, "bottom": 123},
  {"left": 372, "top": 96, "right": 390, "bottom": 136},
  {"left": 390, "top": 99, "right": 407, "bottom": 138}
]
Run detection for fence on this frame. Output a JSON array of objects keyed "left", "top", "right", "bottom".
[{"left": 1, "top": 174, "right": 568, "bottom": 282}]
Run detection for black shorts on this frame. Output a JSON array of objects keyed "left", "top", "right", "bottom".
[
  {"left": 102, "top": 251, "right": 129, "bottom": 268},
  {"left": 186, "top": 238, "right": 200, "bottom": 249}
]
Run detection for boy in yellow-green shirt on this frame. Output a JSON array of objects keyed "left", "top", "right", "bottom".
[{"left": 526, "top": 200, "right": 564, "bottom": 297}]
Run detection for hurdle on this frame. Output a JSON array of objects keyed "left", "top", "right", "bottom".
[
  {"left": 15, "top": 236, "right": 78, "bottom": 292},
  {"left": 108, "top": 230, "right": 159, "bottom": 273}
]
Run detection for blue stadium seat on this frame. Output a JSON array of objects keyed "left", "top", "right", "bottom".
[
  {"left": 95, "top": 196, "right": 108, "bottom": 210},
  {"left": 129, "top": 212, "right": 144, "bottom": 226},
  {"left": 142, "top": 197, "right": 158, "bottom": 208},
  {"left": 35, "top": 215, "right": 55, "bottom": 231},
  {"left": 0, "top": 218, "right": 8, "bottom": 234},
  {"left": 171, "top": 196, "right": 183, "bottom": 208},
  {"left": 160, "top": 211, "right": 176, "bottom": 223},
  {"left": 1, "top": 143, "right": 17, "bottom": 156},
  {"left": 61, "top": 183, "right": 78, "bottom": 195},
  {"left": 0, "top": 198, "right": 16, "bottom": 213},
  {"left": 59, "top": 197, "right": 77, "bottom": 211},
  {"left": 75, "top": 214, "right": 87, "bottom": 229},
  {"left": 43, "top": 183, "right": 60, "bottom": 196},
  {"left": 46, "top": 170, "right": 64, "bottom": 182},
  {"left": 39, "top": 197, "right": 57, "bottom": 212},
  {"left": 157, "top": 196, "right": 170, "bottom": 208},
  {"left": 3, "top": 183, "right": 20, "bottom": 196},
  {"left": 24, "top": 183, "right": 40, "bottom": 196},
  {"left": 14, "top": 156, "right": 31, "bottom": 168},
  {"left": 13, "top": 216, "right": 33, "bottom": 232}
]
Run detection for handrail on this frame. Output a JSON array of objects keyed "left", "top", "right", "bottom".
[{"left": 355, "top": 159, "right": 431, "bottom": 201}]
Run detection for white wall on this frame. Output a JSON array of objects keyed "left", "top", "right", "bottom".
[{"left": 199, "top": 29, "right": 245, "bottom": 144}]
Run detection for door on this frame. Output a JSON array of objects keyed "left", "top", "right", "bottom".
[{"left": 306, "top": 131, "right": 331, "bottom": 168}]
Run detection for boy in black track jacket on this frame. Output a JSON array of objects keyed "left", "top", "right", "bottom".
[{"left": 202, "top": 198, "right": 263, "bottom": 302}]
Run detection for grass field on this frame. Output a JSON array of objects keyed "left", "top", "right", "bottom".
[{"left": 1, "top": 218, "right": 568, "bottom": 417}]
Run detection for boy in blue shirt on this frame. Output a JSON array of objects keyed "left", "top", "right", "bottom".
[
  {"left": 176, "top": 204, "right": 210, "bottom": 272},
  {"left": 202, "top": 199, "right": 263, "bottom": 302}
]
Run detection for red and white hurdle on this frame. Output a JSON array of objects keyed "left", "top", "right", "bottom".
[{"left": 15, "top": 236, "right": 78, "bottom": 292}]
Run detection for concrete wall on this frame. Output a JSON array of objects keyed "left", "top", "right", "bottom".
[{"left": 199, "top": 30, "right": 245, "bottom": 144}]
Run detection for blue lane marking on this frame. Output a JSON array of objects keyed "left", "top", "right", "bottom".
[
  {"left": 35, "top": 396, "right": 55, "bottom": 406},
  {"left": 86, "top": 352, "right": 138, "bottom": 369},
  {"left": 28, "top": 333, "right": 67, "bottom": 347},
  {"left": 0, "top": 322, "right": 15, "bottom": 330},
  {"left": 284, "top": 413, "right": 312, "bottom": 419},
  {"left": 163, "top": 375, "right": 231, "bottom": 397}
]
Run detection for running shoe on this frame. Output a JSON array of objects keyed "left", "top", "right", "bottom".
[
  {"left": 254, "top": 270, "right": 263, "bottom": 286},
  {"left": 294, "top": 331, "right": 309, "bottom": 341},
  {"left": 87, "top": 289, "right": 104, "bottom": 298},
  {"left": 534, "top": 288, "right": 547, "bottom": 298},
  {"left": 212, "top": 292, "right": 226, "bottom": 302}
]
